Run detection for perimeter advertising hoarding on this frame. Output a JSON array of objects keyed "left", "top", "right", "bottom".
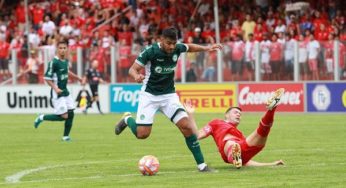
[
  {"left": 110, "top": 84, "right": 236, "bottom": 113},
  {"left": 238, "top": 83, "right": 304, "bottom": 112},
  {"left": 110, "top": 84, "right": 141, "bottom": 112},
  {"left": 307, "top": 83, "right": 346, "bottom": 112},
  {"left": 0, "top": 85, "right": 109, "bottom": 113},
  {"left": 176, "top": 84, "right": 237, "bottom": 113}
]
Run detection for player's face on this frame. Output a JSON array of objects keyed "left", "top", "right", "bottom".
[
  {"left": 57, "top": 43, "right": 68, "bottom": 59},
  {"left": 161, "top": 37, "right": 176, "bottom": 54},
  {"left": 226, "top": 108, "right": 242, "bottom": 125},
  {"left": 92, "top": 60, "right": 99, "bottom": 68}
]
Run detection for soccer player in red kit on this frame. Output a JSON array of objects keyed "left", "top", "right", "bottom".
[{"left": 185, "top": 88, "right": 285, "bottom": 168}]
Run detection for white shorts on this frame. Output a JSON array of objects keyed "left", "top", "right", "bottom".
[
  {"left": 136, "top": 92, "right": 187, "bottom": 125},
  {"left": 52, "top": 95, "right": 75, "bottom": 115}
]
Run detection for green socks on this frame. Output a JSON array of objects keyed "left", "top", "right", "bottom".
[
  {"left": 63, "top": 110, "right": 74, "bottom": 137},
  {"left": 126, "top": 117, "right": 137, "bottom": 136},
  {"left": 43, "top": 114, "right": 65, "bottom": 121},
  {"left": 185, "top": 134, "right": 205, "bottom": 165}
]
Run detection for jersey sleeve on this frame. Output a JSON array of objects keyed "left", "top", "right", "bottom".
[
  {"left": 177, "top": 43, "right": 189, "bottom": 53},
  {"left": 44, "top": 60, "right": 55, "bottom": 80},
  {"left": 135, "top": 46, "right": 151, "bottom": 66},
  {"left": 202, "top": 124, "right": 213, "bottom": 137}
]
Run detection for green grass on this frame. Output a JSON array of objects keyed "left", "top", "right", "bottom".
[{"left": 0, "top": 113, "right": 346, "bottom": 188}]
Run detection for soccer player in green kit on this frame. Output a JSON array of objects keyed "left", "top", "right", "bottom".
[
  {"left": 115, "top": 27, "right": 223, "bottom": 172},
  {"left": 34, "top": 40, "right": 82, "bottom": 141}
]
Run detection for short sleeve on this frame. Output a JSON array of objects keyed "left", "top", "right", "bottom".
[
  {"left": 135, "top": 46, "right": 151, "bottom": 66},
  {"left": 202, "top": 124, "right": 213, "bottom": 137},
  {"left": 44, "top": 61, "right": 54, "bottom": 80},
  {"left": 176, "top": 43, "right": 189, "bottom": 53}
]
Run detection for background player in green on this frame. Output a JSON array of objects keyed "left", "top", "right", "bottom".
[
  {"left": 115, "top": 27, "right": 223, "bottom": 172},
  {"left": 34, "top": 40, "right": 82, "bottom": 141}
]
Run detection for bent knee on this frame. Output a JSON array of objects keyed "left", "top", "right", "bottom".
[
  {"left": 136, "top": 133, "right": 150, "bottom": 139},
  {"left": 61, "top": 113, "right": 68, "bottom": 120}
]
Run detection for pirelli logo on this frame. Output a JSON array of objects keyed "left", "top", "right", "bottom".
[{"left": 176, "top": 84, "right": 237, "bottom": 113}]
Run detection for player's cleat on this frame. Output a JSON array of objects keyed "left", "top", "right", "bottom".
[
  {"left": 115, "top": 112, "right": 132, "bottom": 135},
  {"left": 266, "top": 88, "right": 285, "bottom": 110},
  {"left": 231, "top": 143, "right": 242, "bottom": 169},
  {"left": 34, "top": 115, "right": 43, "bottom": 129},
  {"left": 198, "top": 165, "right": 215, "bottom": 172},
  {"left": 62, "top": 136, "right": 71, "bottom": 141}
]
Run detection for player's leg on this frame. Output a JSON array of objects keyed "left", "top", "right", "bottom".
[
  {"left": 34, "top": 97, "right": 67, "bottom": 128},
  {"left": 91, "top": 84, "right": 103, "bottom": 114},
  {"left": 224, "top": 139, "right": 242, "bottom": 168},
  {"left": 161, "top": 93, "right": 208, "bottom": 172},
  {"left": 115, "top": 92, "right": 157, "bottom": 139},
  {"left": 246, "top": 88, "right": 284, "bottom": 147},
  {"left": 62, "top": 95, "right": 76, "bottom": 141}
]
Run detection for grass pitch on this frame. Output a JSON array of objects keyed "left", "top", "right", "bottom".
[{"left": 0, "top": 113, "right": 345, "bottom": 188}]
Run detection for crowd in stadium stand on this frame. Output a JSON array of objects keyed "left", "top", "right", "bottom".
[{"left": 0, "top": 0, "right": 346, "bottom": 84}]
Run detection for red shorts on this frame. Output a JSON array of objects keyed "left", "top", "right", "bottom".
[
  {"left": 219, "top": 139, "right": 264, "bottom": 165},
  {"left": 308, "top": 59, "right": 318, "bottom": 71}
]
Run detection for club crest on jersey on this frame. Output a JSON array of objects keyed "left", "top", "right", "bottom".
[{"left": 172, "top": 54, "right": 178, "bottom": 62}]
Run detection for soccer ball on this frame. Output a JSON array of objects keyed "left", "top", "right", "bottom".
[{"left": 138, "top": 155, "right": 160, "bottom": 176}]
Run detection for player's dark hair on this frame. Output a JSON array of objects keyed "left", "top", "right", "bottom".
[
  {"left": 225, "top": 107, "right": 242, "bottom": 114},
  {"left": 162, "top": 27, "right": 178, "bottom": 40},
  {"left": 57, "top": 39, "right": 68, "bottom": 46}
]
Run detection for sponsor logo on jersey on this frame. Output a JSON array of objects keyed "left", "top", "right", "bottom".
[
  {"left": 156, "top": 59, "right": 164, "bottom": 62},
  {"left": 154, "top": 66, "right": 175, "bottom": 74}
]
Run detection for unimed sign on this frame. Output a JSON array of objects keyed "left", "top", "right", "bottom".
[{"left": 238, "top": 83, "right": 304, "bottom": 112}]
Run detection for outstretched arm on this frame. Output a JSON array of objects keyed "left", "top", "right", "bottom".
[
  {"left": 245, "top": 160, "right": 284, "bottom": 167},
  {"left": 69, "top": 71, "right": 83, "bottom": 83},
  {"left": 184, "top": 101, "right": 210, "bottom": 140},
  {"left": 186, "top": 43, "right": 223, "bottom": 53}
]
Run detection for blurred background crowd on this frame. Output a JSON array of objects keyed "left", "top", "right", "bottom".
[{"left": 0, "top": 0, "right": 346, "bottom": 84}]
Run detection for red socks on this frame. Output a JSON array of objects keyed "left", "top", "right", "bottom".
[{"left": 257, "top": 107, "right": 276, "bottom": 137}]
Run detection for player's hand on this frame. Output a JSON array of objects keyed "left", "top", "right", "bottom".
[
  {"left": 274, "top": 160, "right": 284, "bottom": 166},
  {"left": 135, "top": 74, "right": 145, "bottom": 83},
  {"left": 54, "top": 88, "right": 63, "bottom": 94},
  {"left": 183, "top": 100, "right": 195, "bottom": 114},
  {"left": 208, "top": 44, "right": 223, "bottom": 51}
]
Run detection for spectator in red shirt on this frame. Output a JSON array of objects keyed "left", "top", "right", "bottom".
[
  {"left": 15, "top": 1, "right": 26, "bottom": 31},
  {"left": 270, "top": 33, "right": 283, "bottom": 80},
  {"left": 0, "top": 37, "right": 10, "bottom": 79},
  {"left": 118, "top": 39, "right": 132, "bottom": 82}
]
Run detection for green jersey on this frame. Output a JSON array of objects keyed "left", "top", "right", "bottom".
[
  {"left": 136, "top": 42, "right": 188, "bottom": 95},
  {"left": 44, "top": 56, "right": 70, "bottom": 97}
]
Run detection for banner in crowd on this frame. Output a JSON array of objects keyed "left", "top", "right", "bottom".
[
  {"left": 176, "top": 84, "right": 237, "bottom": 113},
  {"left": 0, "top": 85, "right": 109, "bottom": 114},
  {"left": 110, "top": 84, "right": 141, "bottom": 113},
  {"left": 238, "top": 83, "right": 304, "bottom": 112},
  {"left": 307, "top": 83, "right": 346, "bottom": 112}
]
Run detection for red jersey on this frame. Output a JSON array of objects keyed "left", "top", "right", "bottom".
[
  {"left": 32, "top": 8, "right": 44, "bottom": 25},
  {"left": 0, "top": 41, "right": 10, "bottom": 58},
  {"left": 203, "top": 119, "right": 246, "bottom": 162},
  {"left": 16, "top": 5, "right": 26, "bottom": 23},
  {"left": 230, "top": 41, "right": 245, "bottom": 61},
  {"left": 270, "top": 42, "right": 283, "bottom": 61},
  {"left": 118, "top": 45, "right": 132, "bottom": 68}
]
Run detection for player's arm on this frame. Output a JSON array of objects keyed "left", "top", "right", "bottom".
[
  {"left": 186, "top": 43, "right": 223, "bottom": 52},
  {"left": 245, "top": 160, "right": 284, "bottom": 167},
  {"left": 129, "top": 60, "right": 145, "bottom": 83},
  {"left": 44, "top": 61, "right": 62, "bottom": 94},
  {"left": 45, "top": 80, "right": 62, "bottom": 94},
  {"left": 68, "top": 70, "right": 83, "bottom": 83}
]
